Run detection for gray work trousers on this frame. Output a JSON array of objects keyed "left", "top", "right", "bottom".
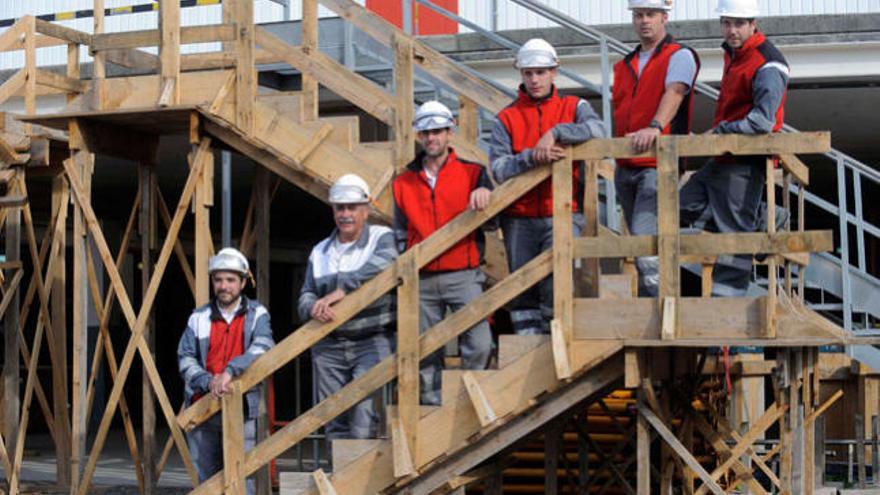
[
  {"left": 680, "top": 159, "right": 765, "bottom": 297},
  {"left": 311, "top": 333, "right": 393, "bottom": 440},
  {"left": 187, "top": 413, "right": 257, "bottom": 495},
  {"left": 501, "top": 214, "right": 585, "bottom": 335},
  {"left": 418, "top": 269, "right": 493, "bottom": 406},
  {"left": 615, "top": 166, "right": 660, "bottom": 297}
]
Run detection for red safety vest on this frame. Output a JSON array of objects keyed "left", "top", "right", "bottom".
[
  {"left": 205, "top": 309, "right": 245, "bottom": 375},
  {"left": 714, "top": 31, "right": 787, "bottom": 132},
  {"left": 613, "top": 35, "right": 699, "bottom": 168},
  {"left": 497, "top": 87, "right": 582, "bottom": 217},
  {"left": 393, "top": 149, "right": 486, "bottom": 272}
]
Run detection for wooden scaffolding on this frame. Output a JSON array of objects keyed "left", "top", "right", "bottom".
[{"left": 0, "top": 1, "right": 876, "bottom": 494}]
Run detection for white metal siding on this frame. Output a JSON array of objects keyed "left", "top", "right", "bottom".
[{"left": 460, "top": 0, "right": 880, "bottom": 32}]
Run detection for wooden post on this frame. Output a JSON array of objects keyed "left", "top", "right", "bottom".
[
  {"left": 93, "top": 0, "right": 105, "bottom": 108},
  {"left": 192, "top": 124, "right": 214, "bottom": 306},
  {"left": 231, "top": 0, "right": 255, "bottom": 133},
  {"left": 857, "top": 412, "right": 867, "bottom": 488},
  {"left": 3, "top": 167, "right": 21, "bottom": 458},
  {"left": 301, "top": 0, "right": 319, "bottom": 121},
  {"left": 223, "top": 381, "right": 247, "bottom": 495},
  {"left": 637, "top": 391, "right": 651, "bottom": 495},
  {"left": 457, "top": 95, "right": 479, "bottom": 144},
  {"left": 764, "top": 157, "right": 778, "bottom": 338},
  {"left": 51, "top": 174, "right": 72, "bottom": 487},
  {"left": 23, "top": 16, "right": 35, "bottom": 136},
  {"left": 578, "top": 160, "right": 600, "bottom": 297},
  {"left": 254, "top": 166, "right": 272, "bottom": 495},
  {"left": 68, "top": 124, "right": 94, "bottom": 493},
  {"left": 544, "top": 418, "right": 563, "bottom": 494},
  {"left": 396, "top": 252, "right": 419, "bottom": 474},
  {"left": 656, "top": 138, "right": 679, "bottom": 338},
  {"left": 159, "top": 0, "right": 180, "bottom": 106},
  {"left": 393, "top": 33, "right": 414, "bottom": 171},
  {"left": 551, "top": 150, "right": 574, "bottom": 379},
  {"left": 140, "top": 159, "right": 158, "bottom": 493}
]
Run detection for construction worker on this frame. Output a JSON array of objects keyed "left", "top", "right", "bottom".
[
  {"left": 393, "top": 100, "right": 493, "bottom": 406},
  {"left": 613, "top": 0, "right": 700, "bottom": 296},
  {"left": 680, "top": 0, "right": 789, "bottom": 296},
  {"left": 298, "top": 174, "right": 398, "bottom": 440},
  {"left": 490, "top": 38, "right": 607, "bottom": 335},
  {"left": 178, "top": 247, "right": 275, "bottom": 494}
]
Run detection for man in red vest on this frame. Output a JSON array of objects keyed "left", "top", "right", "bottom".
[
  {"left": 178, "top": 248, "right": 274, "bottom": 494},
  {"left": 680, "top": 0, "right": 789, "bottom": 296},
  {"left": 393, "top": 100, "right": 493, "bottom": 405},
  {"left": 613, "top": 0, "right": 699, "bottom": 297},
  {"left": 490, "top": 38, "right": 607, "bottom": 335}
]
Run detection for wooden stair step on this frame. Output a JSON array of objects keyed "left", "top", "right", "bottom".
[
  {"left": 331, "top": 438, "right": 383, "bottom": 472},
  {"left": 257, "top": 91, "right": 304, "bottom": 123},
  {"left": 302, "top": 115, "right": 360, "bottom": 153},
  {"left": 497, "top": 334, "right": 548, "bottom": 369},
  {"left": 279, "top": 471, "right": 315, "bottom": 495},
  {"left": 599, "top": 273, "right": 636, "bottom": 299},
  {"left": 353, "top": 141, "right": 394, "bottom": 174}
]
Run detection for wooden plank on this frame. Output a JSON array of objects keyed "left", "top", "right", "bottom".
[
  {"left": 1, "top": 172, "right": 20, "bottom": 454},
  {"left": 177, "top": 164, "right": 551, "bottom": 429},
  {"left": 805, "top": 389, "right": 843, "bottom": 426},
  {"left": 573, "top": 133, "right": 831, "bottom": 161},
  {"left": 765, "top": 157, "right": 778, "bottom": 338},
  {"left": 393, "top": 33, "right": 414, "bottom": 171},
  {"left": 656, "top": 139, "right": 680, "bottom": 337},
  {"left": 23, "top": 17, "right": 35, "bottom": 135},
  {"left": 140, "top": 160, "right": 157, "bottom": 494},
  {"left": 312, "top": 469, "right": 338, "bottom": 495},
  {"left": 159, "top": 0, "right": 180, "bottom": 107},
  {"left": 552, "top": 152, "right": 574, "bottom": 377},
  {"left": 91, "top": 24, "right": 236, "bottom": 51},
  {"left": 578, "top": 160, "right": 600, "bottom": 296},
  {"left": 318, "top": 0, "right": 510, "bottom": 113},
  {"left": 637, "top": 394, "right": 651, "bottom": 495},
  {"left": 232, "top": 0, "right": 255, "bottom": 133},
  {"left": 661, "top": 297, "right": 676, "bottom": 341},
  {"left": 223, "top": 381, "right": 247, "bottom": 495},
  {"left": 550, "top": 319, "right": 573, "bottom": 380},
  {"left": 50, "top": 177, "right": 70, "bottom": 486},
  {"left": 254, "top": 27, "right": 395, "bottom": 125},
  {"left": 193, "top": 143, "right": 213, "bottom": 306},
  {"left": 0, "top": 20, "right": 27, "bottom": 54},
  {"left": 92, "top": 0, "right": 105, "bottom": 109},
  {"left": 291, "top": 123, "right": 332, "bottom": 164},
  {"left": 35, "top": 68, "right": 88, "bottom": 94},
  {"left": 461, "top": 371, "right": 497, "bottom": 428},
  {"left": 396, "top": 252, "right": 419, "bottom": 469},
  {"left": 779, "top": 153, "right": 809, "bottom": 186},
  {"left": 34, "top": 18, "right": 92, "bottom": 45},
  {"left": 301, "top": 0, "right": 319, "bottom": 121},
  {"left": 457, "top": 96, "right": 479, "bottom": 144},
  {"left": 640, "top": 406, "right": 726, "bottom": 495},
  {"left": 391, "top": 415, "right": 416, "bottom": 478}
]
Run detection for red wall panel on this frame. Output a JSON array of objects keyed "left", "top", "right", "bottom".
[{"left": 366, "top": 0, "right": 458, "bottom": 35}]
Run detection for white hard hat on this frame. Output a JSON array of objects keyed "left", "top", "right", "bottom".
[
  {"left": 515, "top": 38, "right": 559, "bottom": 69},
  {"left": 628, "top": 0, "right": 673, "bottom": 10},
  {"left": 329, "top": 173, "right": 371, "bottom": 204},
  {"left": 209, "top": 247, "right": 249, "bottom": 276},
  {"left": 715, "top": 0, "right": 760, "bottom": 18},
  {"left": 413, "top": 100, "right": 455, "bottom": 132}
]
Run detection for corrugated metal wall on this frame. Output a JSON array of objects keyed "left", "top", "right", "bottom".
[{"left": 460, "top": 0, "right": 880, "bottom": 32}]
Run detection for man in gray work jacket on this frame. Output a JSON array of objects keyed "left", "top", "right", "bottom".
[{"left": 298, "top": 173, "right": 398, "bottom": 440}]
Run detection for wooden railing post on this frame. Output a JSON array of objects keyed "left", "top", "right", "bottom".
[
  {"left": 159, "top": 0, "right": 180, "bottom": 106},
  {"left": 578, "top": 159, "right": 600, "bottom": 297},
  {"left": 393, "top": 33, "right": 414, "bottom": 172},
  {"left": 302, "top": 0, "right": 319, "bottom": 121},
  {"left": 551, "top": 150, "right": 573, "bottom": 379},
  {"left": 395, "top": 252, "right": 419, "bottom": 476},
  {"left": 93, "top": 0, "right": 105, "bottom": 109},
  {"left": 229, "top": 0, "right": 254, "bottom": 133},
  {"left": 656, "top": 137, "right": 680, "bottom": 339},
  {"left": 764, "top": 157, "right": 778, "bottom": 338},
  {"left": 223, "top": 381, "right": 247, "bottom": 495},
  {"left": 23, "top": 16, "right": 35, "bottom": 136}
]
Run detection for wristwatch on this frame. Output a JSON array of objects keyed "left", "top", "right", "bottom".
[{"left": 648, "top": 119, "right": 663, "bottom": 130}]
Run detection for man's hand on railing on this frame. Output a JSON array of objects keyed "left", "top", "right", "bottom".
[
  {"left": 469, "top": 187, "right": 491, "bottom": 211},
  {"left": 209, "top": 371, "right": 233, "bottom": 399},
  {"left": 626, "top": 126, "right": 662, "bottom": 153},
  {"left": 311, "top": 288, "right": 346, "bottom": 323},
  {"left": 533, "top": 130, "right": 567, "bottom": 165}
]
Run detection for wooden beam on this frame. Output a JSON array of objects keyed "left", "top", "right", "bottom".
[
  {"left": 396, "top": 252, "right": 419, "bottom": 470},
  {"left": 572, "top": 231, "right": 833, "bottom": 259},
  {"left": 0, "top": 70, "right": 27, "bottom": 111},
  {"left": 2, "top": 169, "right": 20, "bottom": 459},
  {"left": 91, "top": 24, "right": 236, "bottom": 51},
  {"left": 391, "top": 414, "right": 416, "bottom": 478},
  {"left": 779, "top": 154, "right": 809, "bottom": 186},
  {"left": 34, "top": 18, "right": 92, "bottom": 45},
  {"left": 393, "top": 33, "right": 414, "bottom": 171},
  {"left": 661, "top": 297, "right": 676, "bottom": 341},
  {"left": 691, "top": 409, "right": 774, "bottom": 494},
  {"left": 461, "top": 372, "right": 497, "bottom": 428},
  {"left": 578, "top": 160, "right": 600, "bottom": 296},
  {"left": 232, "top": 0, "right": 255, "bottom": 133},
  {"left": 551, "top": 151, "right": 574, "bottom": 378},
  {"left": 93, "top": 0, "right": 105, "bottom": 109},
  {"left": 159, "top": 0, "right": 181, "bottom": 106},
  {"left": 640, "top": 406, "right": 726, "bottom": 495},
  {"left": 656, "top": 139, "right": 680, "bottom": 337},
  {"left": 50, "top": 177, "right": 71, "bottom": 487},
  {"left": 222, "top": 381, "right": 247, "bottom": 495},
  {"left": 312, "top": 469, "right": 338, "bottom": 495},
  {"left": 35, "top": 68, "right": 88, "bottom": 94},
  {"left": 301, "top": 0, "right": 319, "bottom": 121},
  {"left": 140, "top": 159, "right": 157, "bottom": 494},
  {"left": 572, "top": 132, "right": 832, "bottom": 161}
]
